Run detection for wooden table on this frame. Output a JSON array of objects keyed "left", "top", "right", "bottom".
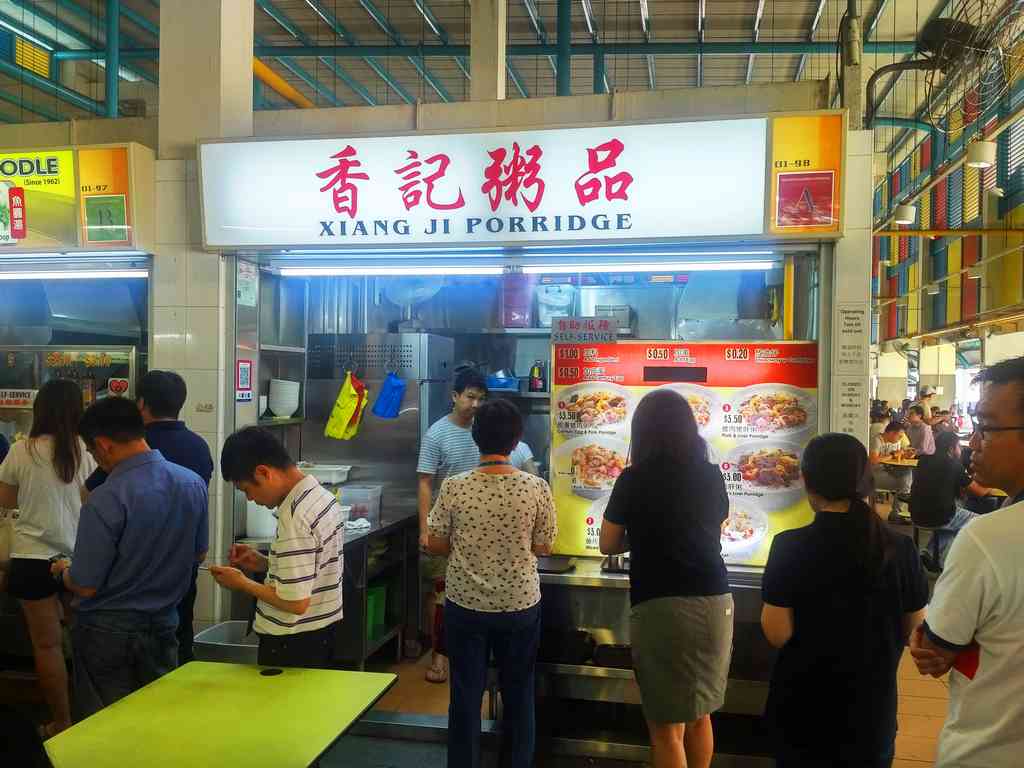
[{"left": 45, "top": 661, "right": 396, "bottom": 768}]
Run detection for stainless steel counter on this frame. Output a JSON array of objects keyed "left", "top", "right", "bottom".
[
  {"left": 538, "top": 557, "right": 774, "bottom": 716},
  {"left": 236, "top": 505, "right": 418, "bottom": 550}
]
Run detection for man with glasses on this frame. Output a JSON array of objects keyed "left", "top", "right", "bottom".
[{"left": 910, "top": 356, "right": 1024, "bottom": 768}]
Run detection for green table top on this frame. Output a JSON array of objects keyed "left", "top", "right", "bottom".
[{"left": 45, "top": 662, "right": 396, "bottom": 768}]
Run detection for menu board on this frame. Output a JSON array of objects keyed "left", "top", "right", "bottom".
[{"left": 549, "top": 341, "right": 819, "bottom": 566}]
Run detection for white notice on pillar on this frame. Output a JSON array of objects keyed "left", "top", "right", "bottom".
[
  {"left": 833, "top": 303, "right": 869, "bottom": 375},
  {"left": 831, "top": 376, "right": 869, "bottom": 446}
]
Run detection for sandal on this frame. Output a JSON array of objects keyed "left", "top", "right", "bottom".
[{"left": 425, "top": 658, "right": 448, "bottom": 684}]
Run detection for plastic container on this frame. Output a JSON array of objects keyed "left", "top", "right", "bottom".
[
  {"left": 301, "top": 463, "right": 351, "bottom": 485},
  {"left": 366, "top": 585, "right": 387, "bottom": 640},
  {"left": 193, "top": 621, "right": 259, "bottom": 664},
  {"left": 246, "top": 500, "right": 277, "bottom": 539},
  {"left": 342, "top": 484, "right": 382, "bottom": 527}
]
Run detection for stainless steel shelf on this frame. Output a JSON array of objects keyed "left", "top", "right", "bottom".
[
  {"left": 492, "top": 390, "right": 550, "bottom": 399},
  {"left": 366, "top": 624, "right": 402, "bottom": 657},
  {"left": 424, "top": 327, "right": 633, "bottom": 337},
  {"left": 260, "top": 344, "right": 307, "bottom": 354},
  {"left": 258, "top": 417, "right": 305, "bottom": 427}
]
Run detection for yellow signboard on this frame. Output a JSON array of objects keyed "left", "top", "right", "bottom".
[
  {"left": 768, "top": 114, "right": 844, "bottom": 235},
  {"left": 0, "top": 149, "right": 77, "bottom": 248}
]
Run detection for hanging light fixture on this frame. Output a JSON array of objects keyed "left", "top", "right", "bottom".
[
  {"left": 966, "top": 140, "right": 997, "bottom": 169},
  {"left": 894, "top": 203, "right": 917, "bottom": 225},
  {"left": 926, "top": 283, "right": 941, "bottom": 295},
  {"left": 968, "top": 265, "right": 983, "bottom": 280}
]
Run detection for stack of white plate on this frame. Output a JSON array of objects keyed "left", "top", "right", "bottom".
[{"left": 268, "top": 379, "right": 301, "bottom": 418}]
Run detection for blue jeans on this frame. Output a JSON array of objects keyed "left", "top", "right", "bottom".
[
  {"left": 444, "top": 600, "right": 541, "bottom": 768},
  {"left": 72, "top": 609, "right": 179, "bottom": 721},
  {"left": 929, "top": 505, "right": 977, "bottom": 568}
]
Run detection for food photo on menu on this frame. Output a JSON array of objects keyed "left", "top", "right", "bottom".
[{"left": 556, "top": 382, "right": 632, "bottom": 434}]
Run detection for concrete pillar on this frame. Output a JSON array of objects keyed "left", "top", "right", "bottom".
[
  {"left": 158, "top": 0, "right": 253, "bottom": 159},
  {"left": 829, "top": 129, "right": 875, "bottom": 447},
  {"left": 152, "top": 0, "right": 254, "bottom": 624},
  {"left": 469, "top": 0, "right": 506, "bottom": 101}
]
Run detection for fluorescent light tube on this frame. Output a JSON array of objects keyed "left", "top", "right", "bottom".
[
  {"left": 279, "top": 266, "right": 504, "bottom": 277},
  {"left": 0, "top": 270, "right": 148, "bottom": 280},
  {"left": 521, "top": 260, "right": 775, "bottom": 274}
]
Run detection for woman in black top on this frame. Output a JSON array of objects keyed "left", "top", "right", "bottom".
[
  {"left": 600, "top": 389, "right": 733, "bottom": 768},
  {"left": 761, "top": 433, "right": 929, "bottom": 768}
]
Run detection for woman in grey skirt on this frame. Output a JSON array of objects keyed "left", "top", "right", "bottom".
[{"left": 600, "top": 389, "right": 733, "bottom": 768}]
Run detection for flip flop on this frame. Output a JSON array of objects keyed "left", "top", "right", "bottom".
[{"left": 425, "top": 660, "right": 448, "bottom": 684}]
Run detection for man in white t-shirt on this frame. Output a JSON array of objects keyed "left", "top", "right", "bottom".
[{"left": 911, "top": 356, "right": 1024, "bottom": 768}]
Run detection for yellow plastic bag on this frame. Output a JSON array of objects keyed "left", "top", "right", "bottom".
[{"left": 324, "top": 372, "right": 370, "bottom": 441}]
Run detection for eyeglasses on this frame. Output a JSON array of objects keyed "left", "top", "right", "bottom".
[{"left": 973, "top": 425, "right": 1024, "bottom": 442}]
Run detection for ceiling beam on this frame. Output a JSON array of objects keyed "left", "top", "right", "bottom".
[
  {"left": 697, "top": 0, "right": 705, "bottom": 87},
  {"left": 301, "top": 0, "right": 414, "bottom": 104},
  {"left": 747, "top": 0, "right": 767, "bottom": 85},
  {"left": 355, "top": 0, "right": 452, "bottom": 102},
  {"left": 257, "top": 0, "right": 362, "bottom": 106},
  {"left": 863, "top": 0, "right": 891, "bottom": 41},
  {"left": 7, "top": 0, "right": 155, "bottom": 83},
  {"left": 639, "top": 0, "right": 654, "bottom": 89},
  {"left": 413, "top": 0, "right": 469, "bottom": 81},
  {"left": 579, "top": 0, "right": 609, "bottom": 93},
  {"left": 794, "top": 0, "right": 827, "bottom": 82},
  {"left": 0, "top": 88, "right": 62, "bottom": 121},
  {"left": 522, "top": 0, "right": 557, "bottom": 74}
]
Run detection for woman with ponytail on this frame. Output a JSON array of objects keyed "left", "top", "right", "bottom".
[
  {"left": 761, "top": 433, "right": 928, "bottom": 768},
  {"left": 0, "top": 380, "right": 95, "bottom": 737}
]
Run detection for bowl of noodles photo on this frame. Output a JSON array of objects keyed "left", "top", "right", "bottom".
[
  {"left": 555, "top": 382, "right": 632, "bottom": 436},
  {"left": 659, "top": 383, "right": 721, "bottom": 437},
  {"left": 726, "top": 440, "right": 805, "bottom": 511},
  {"left": 554, "top": 435, "right": 629, "bottom": 500},
  {"left": 720, "top": 504, "right": 768, "bottom": 557},
  {"left": 728, "top": 384, "right": 816, "bottom": 438}
]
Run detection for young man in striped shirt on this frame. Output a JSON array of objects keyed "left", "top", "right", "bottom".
[{"left": 211, "top": 427, "right": 343, "bottom": 668}]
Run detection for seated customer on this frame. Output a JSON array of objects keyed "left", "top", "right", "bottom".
[
  {"left": 870, "top": 421, "right": 912, "bottom": 519},
  {"left": 905, "top": 406, "right": 935, "bottom": 456},
  {"left": 212, "top": 427, "right": 343, "bottom": 668},
  {"left": 52, "top": 397, "right": 208, "bottom": 720},
  {"left": 910, "top": 431, "right": 986, "bottom": 571}
]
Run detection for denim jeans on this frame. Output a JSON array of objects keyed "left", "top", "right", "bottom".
[
  {"left": 929, "top": 504, "right": 978, "bottom": 568},
  {"left": 444, "top": 600, "right": 541, "bottom": 768},
  {"left": 72, "top": 609, "right": 179, "bottom": 722}
]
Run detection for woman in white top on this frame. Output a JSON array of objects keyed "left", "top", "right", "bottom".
[
  {"left": 427, "top": 398, "right": 557, "bottom": 768},
  {"left": 0, "top": 379, "right": 94, "bottom": 737}
]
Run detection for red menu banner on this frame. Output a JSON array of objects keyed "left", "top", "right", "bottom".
[
  {"left": 554, "top": 342, "right": 818, "bottom": 388},
  {"left": 549, "top": 341, "right": 820, "bottom": 565}
]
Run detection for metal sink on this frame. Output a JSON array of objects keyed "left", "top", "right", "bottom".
[{"left": 193, "top": 620, "right": 258, "bottom": 664}]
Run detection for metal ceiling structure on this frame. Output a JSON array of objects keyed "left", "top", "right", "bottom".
[{"left": 0, "top": 0, "right": 1012, "bottom": 161}]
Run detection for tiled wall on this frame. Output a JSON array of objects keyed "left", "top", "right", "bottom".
[{"left": 152, "top": 158, "right": 228, "bottom": 624}]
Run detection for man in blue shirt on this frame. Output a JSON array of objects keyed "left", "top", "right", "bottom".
[
  {"left": 85, "top": 370, "right": 213, "bottom": 664},
  {"left": 52, "top": 397, "right": 208, "bottom": 720}
]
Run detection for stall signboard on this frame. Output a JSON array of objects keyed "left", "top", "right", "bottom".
[
  {"left": 550, "top": 341, "right": 818, "bottom": 566},
  {"left": 200, "top": 112, "right": 844, "bottom": 249},
  {"left": 78, "top": 147, "right": 132, "bottom": 245},
  {"left": 0, "top": 150, "right": 77, "bottom": 248},
  {"left": 768, "top": 114, "right": 844, "bottom": 235},
  {"left": 200, "top": 119, "right": 770, "bottom": 247}
]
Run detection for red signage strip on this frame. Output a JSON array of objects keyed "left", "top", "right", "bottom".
[
  {"left": 8, "top": 186, "right": 26, "bottom": 240},
  {"left": 553, "top": 342, "right": 819, "bottom": 389}
]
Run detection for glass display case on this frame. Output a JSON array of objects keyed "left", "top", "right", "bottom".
[{"left": 0, "top": 345, "right": 136, "bottom": 442}]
